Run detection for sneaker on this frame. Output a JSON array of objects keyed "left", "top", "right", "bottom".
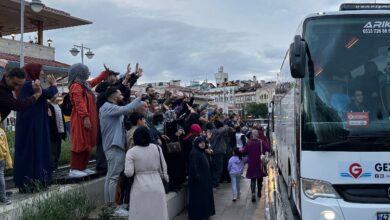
[
  {"left": 69, "top": 169, "right": 88, "bottom": 178},
  {"left": 82, "top": 168, "right": 95, "bottom": 175},
  {"left": 113, "top": 206, "right": 129, "bottom": 217},
  {"left": 232, "top": 195, "right": 237, "bottom": 202},
  {"left": 237, "top": 193, "right": 241, "bottom": 199},
  {"left": 0, "top": 198, "right": 11, "bottom": 205}
]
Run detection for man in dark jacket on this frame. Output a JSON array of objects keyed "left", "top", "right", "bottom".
[{"left": 0, "top": 67, "right": 42, "bottom": 122}]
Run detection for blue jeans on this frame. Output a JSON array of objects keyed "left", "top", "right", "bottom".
[
  {"left": 230, "top": 174, "right": 241, "bottom": 198},
  {"left": 0, "top": 160, "right": 5, "bottom": 201}
]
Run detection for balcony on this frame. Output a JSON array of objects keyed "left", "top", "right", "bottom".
[{"left": 0, "top": 37, "right": 54, "bottom": 60}]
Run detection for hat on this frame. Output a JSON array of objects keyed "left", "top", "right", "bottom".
[{"left": 108, "top": 70, "right": 120, "bottom": 76}]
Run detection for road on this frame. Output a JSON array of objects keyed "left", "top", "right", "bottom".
[{"left": 173, "top": 177, "right": 266, "bottom": 220}]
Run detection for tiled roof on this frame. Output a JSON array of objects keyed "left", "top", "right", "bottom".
[{"left": 0, "top": 52, "right": 70, "bottom": 68}]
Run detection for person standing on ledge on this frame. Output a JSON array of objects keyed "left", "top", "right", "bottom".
[{"left": 68, "top": 63, "right": 109, "bottom": 178}]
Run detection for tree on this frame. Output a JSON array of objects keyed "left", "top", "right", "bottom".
[{"left": 246, "top": 103, "right": 268, "bottom": 118}]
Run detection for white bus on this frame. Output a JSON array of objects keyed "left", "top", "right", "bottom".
[{"left": 272, "top": 3, "right": 390, "bottom": 220}]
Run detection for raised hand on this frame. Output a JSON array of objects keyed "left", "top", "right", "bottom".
[
  {"left": 136, "top": 67, "right": 143, "bottom": 77},
  {"left": 32, "top": 79, "right": 42, "bottom": 99},
  {"left": 125, "top": 63, "right": 131, "bottom": 74},
  {"left": 47, "top": 74, "right": 57, "bottom": 86},
  {"left": 135, "top": 63, "right": 139, "bottom": 74},
  {"left": 104, "top": 64, "right": 110, "bottom": 72}
]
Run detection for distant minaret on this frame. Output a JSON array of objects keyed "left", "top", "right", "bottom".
[{"left": 215, "top": 66, "right": 228, "bottom": 87}]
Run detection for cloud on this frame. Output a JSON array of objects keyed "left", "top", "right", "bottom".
[{"left": 43, "top": 0, "right": 344, "bottom": 84}]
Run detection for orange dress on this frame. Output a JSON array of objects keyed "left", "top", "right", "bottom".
[{"left": 70, "top": 71, "right": 109, "bottom": 153}]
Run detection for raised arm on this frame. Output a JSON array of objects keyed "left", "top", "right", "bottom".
[
  {"left": 100, "top": 98, "right": 143, "bottom": 117},
  {"left": 88, "top": 70, "right": 109, "bottom": 88}
]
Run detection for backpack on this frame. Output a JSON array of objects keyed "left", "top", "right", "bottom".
[{"left": 61, "top": 93, "right": 72, "bottom": 116}]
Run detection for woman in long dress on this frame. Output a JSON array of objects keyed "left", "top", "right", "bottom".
[
  {"left": 14, "top": 63, "right": 58, "bottom": 193},
  {"left": 188, "top": 136, "right": 215, "bottom": 220},
  {"left": 124, "top": 127, "right": 169, "bottom": 220}
]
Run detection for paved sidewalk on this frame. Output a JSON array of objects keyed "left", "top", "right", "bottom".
[{"left": 173, "top": 178, "right": 266, "bottom": 220}]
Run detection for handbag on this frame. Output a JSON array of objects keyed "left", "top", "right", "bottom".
[
  {"left": 260, "top": 140, "right": 269, "bottom": 176},
  {"left": 166, "top": 141, "right": 181, "bottom": 153},
  {"left": 114, "top": 171, "right": 134, "bottom": 205},
  {"left": 157, "top": 146, "right": 169, "bottom": 193},
  {"left": 165, "top": 123, "right": 182, "bottom": 153}
]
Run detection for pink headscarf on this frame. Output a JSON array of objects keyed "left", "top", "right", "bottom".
[{"left": 183, "top": 124, "right": 202, "bottom": 140}]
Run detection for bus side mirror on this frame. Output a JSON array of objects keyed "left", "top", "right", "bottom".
[{"left": 289, "top": 35, "right": 306, "bottom": 78}]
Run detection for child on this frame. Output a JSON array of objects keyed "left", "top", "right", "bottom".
[
  {"left": 228, "top": 148, "right": 246, "bottom": 202},
  {"left": 0, "top": 113, "right": 13, "bottom": 205}
]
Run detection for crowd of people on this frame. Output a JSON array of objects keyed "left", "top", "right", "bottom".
[{"left": 0, "top": 62, "right": 271, "bottom": 220}]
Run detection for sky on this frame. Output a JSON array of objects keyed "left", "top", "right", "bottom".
[{"left": 32, "top": 0, "right": 361, "bottom": 85}]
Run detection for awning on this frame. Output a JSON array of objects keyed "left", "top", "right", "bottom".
[
  {"left": 0, "top": 0, "right": 92, "bottom": 36},
  {"left": 0, "top": 52, "right": 69, "bottom": 76}
]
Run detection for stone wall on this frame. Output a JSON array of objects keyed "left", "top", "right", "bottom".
[{"left": 0, "top": 38, "right": 55, "bottom": 60}]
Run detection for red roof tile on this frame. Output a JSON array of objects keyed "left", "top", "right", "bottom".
[{"left": 0, "top": 52, "right": 70, "bottom": 68}]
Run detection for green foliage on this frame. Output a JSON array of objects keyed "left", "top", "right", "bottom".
[
  {"left": 246, "top": 103, "right": 268, "bottom": 118},
  {"left": 98, "top": 206, "right": 115, "bottom": 220},
  {"left": 5, "top": 130, "right": 14, "bottom": 149},
  {"left": 21, "top": 189, "right": 96, "bottom": 220},
  {"left": 51, "top": 138, "right": 96, "bottom": 167}
]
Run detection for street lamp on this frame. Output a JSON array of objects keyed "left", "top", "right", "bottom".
[
  {"left": 30, "top": 0, "right": 45, "bottom": 13},
  {"left": 69, "top": 44, "right": 94, "bottom": 64},
  {"left": 47, "top": 38, "right": 52, "bottom": 47},
  {"left": 20, "top": 0, "right": 45, "bottom": 67}
]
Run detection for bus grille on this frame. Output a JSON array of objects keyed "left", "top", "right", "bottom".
[{"left": 333, "top": 184, "right": 390, "bottom": 204}]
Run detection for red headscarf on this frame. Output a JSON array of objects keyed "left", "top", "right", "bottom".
[
  {"left": 183, "top": 124, "right": 202, "bottom": 140},
  {"left": 23, "top": 63, "right": 42, "bottom": 81}
]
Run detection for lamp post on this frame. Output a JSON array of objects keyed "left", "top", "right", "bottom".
[
  {"left": 69, "top": 44, "right": 94, "bottom": 64},
  {"left": 47, "top": 38, "right": 52, "bottom": 47},
  {"left": 20, "top": 0, "right": 45, "bottom": 68}
]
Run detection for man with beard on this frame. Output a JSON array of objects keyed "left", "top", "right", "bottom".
[
  {"left": 95, "top": 64, "right": 143, "bottom": 173},
  {"left": 99, "top": 87, "right": 144, "bottom": 205}
]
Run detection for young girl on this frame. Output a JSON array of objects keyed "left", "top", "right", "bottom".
[
  {"left": 0, "top": 113, "right": 13, "bottom": 205},
  {"left": 228, "top": 148, "right": 246, "bottom": 202}
]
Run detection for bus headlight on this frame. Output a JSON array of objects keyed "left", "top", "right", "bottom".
[
  {"left": 319, "top": 210, "right": 337, "bottom": 220},
  {"left": 302, "top": 178, "right": 340, "bottom": 200}
]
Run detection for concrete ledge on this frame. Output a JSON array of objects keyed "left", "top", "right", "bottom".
[
  {"left": 0, "top": 177, "right": 187, "bottom": 220},
  {"left": 167, "top": 184, "right": 188, "bottom": 220},
  {"left": 0, "top": 177, "right": 104, "bottom": 220}
]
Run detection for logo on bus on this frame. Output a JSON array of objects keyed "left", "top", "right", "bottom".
[{"left": 340, "top": 163, "right": 371, "bottom": 179}]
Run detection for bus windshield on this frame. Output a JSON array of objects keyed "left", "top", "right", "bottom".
[{"left": 302, "top": 16, "right": 390, "bottom": 151}]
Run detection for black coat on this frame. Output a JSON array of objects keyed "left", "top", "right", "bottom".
[{"left": 188, "top": 146, "right": 215, "bottom": 220}]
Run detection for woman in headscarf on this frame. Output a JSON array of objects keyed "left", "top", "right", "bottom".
[
  {"left": 181, "top": 124, "right": 202, "bottom": 181},
  {"left": 161, "top": 110, "right": 185, "bottom": 191},
  {"left": 188, "top": 136, "right": 215, "bottom": 220},
  {"left": 68, "top": 63, "right": 109, "bottom": 177},
  {"left": 241, "top": 129, "right": 270, "bottom": 202},
  {"left": 125, "top": 127, "right": 169, "bottom": 220},
  {"left": 14, "top": 63, "right": 58, "bottom": 193}
]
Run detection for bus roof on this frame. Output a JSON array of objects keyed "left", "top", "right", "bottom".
[{"left": 304, "top": 8, "right": 390, "bottom": 21}]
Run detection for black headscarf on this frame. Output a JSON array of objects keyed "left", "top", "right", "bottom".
[
  {"left": 134, "top": 127, "right": 152, "bottom": 147},
  {"left": 193, "top": 136, "right": 206, "bottom": 151}
]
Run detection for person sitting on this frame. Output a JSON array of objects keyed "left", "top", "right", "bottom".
[{"left": 347, "top": 90, "right": 367, "bottom": 112}]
